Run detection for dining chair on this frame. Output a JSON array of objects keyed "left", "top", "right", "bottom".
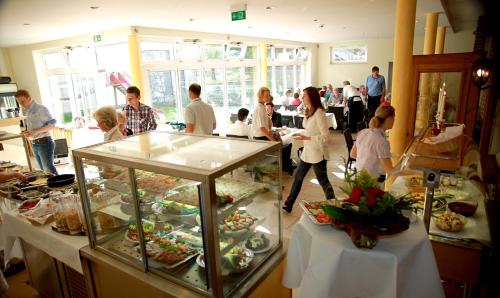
[{"left": 343, "top": 128, "right": 356, "bottom": 172}]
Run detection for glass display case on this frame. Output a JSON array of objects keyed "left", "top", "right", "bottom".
[{"left": 72, "top": 132, "right": 282, "bottom": 297}]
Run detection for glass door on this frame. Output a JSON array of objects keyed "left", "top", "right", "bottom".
[
  {"left": 72, "top": 73, "right": 98, "bottom": 124},
  {"left": 48, "top": 75, "right": 73, "bottom": 125},
  {"left": 148, "top": 70, "right": 178, "bottom": 122}
]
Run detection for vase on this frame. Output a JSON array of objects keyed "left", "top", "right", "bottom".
[{"left": 350, "top": 229, "right": 378, "bottom": 249}]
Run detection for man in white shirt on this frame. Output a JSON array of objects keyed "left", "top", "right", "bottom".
[
  {"left": 184, "top": 83, "right": 216, "bottom": 135},
  {"left": 342, "top": 81, "right": 363, "bottom": 132},
  {"left": 227, "top": 108, "right": 250, "bottom": 137}
]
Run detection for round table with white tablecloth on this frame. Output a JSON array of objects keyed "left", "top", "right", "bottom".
[{"left": 282, "top": 214, "right": 444, "bottom": 298}]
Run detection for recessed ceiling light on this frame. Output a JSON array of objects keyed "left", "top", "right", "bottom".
[
  {"left": 189, "top": 18, "right": 195, "bottom": 21},
  {"left": 23, "top": 23, "right": 30, "bottom": 26},
  {"left": 248, "top": 26, "right": 253, "bottom": 29},
  {"left": 320, "top": 24, "right": 325, "bottom": 28},
  {"left": 343, "top": 26, "right": 347, "bottom": 29},
  {"left": 313, "top": 19, "right": 318, "bottom": 22},
  {"left": 265, "top": 6, "right": 274, "bottom": 10},
  {"left": 90, "top": 6, "right": 99, "bottom": 10}
]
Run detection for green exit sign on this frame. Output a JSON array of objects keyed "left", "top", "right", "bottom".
[
  {"left": 231, "top": 10, "right": 246, "bottom": 21},
  {"left": 93, "top": 34, "right": 101, "bottom": 42}
]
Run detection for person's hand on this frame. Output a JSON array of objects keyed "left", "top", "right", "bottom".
[
  {"left": 293, "top": 134, "right": 310, "bottom": 141},
  {"left": 22, "top": 130, "right": 34, "bottom": 138},
  {"left": 14, "top": 172, "right": 27, "bottom": 182}
]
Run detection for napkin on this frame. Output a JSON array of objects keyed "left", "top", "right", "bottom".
[{"left": 422, "top": 124, "right": 464, "bottom": 144}]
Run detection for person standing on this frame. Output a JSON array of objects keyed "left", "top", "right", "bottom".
[
  {"left": 325, "top": 83, "right": 334, "bottom": 100},
  {"left": 252, "top": 87, "right": 274, "bottom": 141},
  {"left": 123, "top": 86, "right": 157, "bottom": 134},
  {"left": 350, "top": 105, "right": 397, "bottom": 181},
  {"left": 283, "top": 87, "right": 335, "bottom": 213},
  {"left": 15, "top": 90, "right": 58, "bottom": 175},
  {"left": 366, "top": 66, "right": 386, "bottom": 117},
  {"left": 184, "top": 83, "right": 216, "bottom": 135},
  {"left": 343, "top": 81, "right": 363, "bottom": 132}
]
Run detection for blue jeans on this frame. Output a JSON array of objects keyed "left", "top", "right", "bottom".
[
  {"left": 284, "top": 159, "right": 335, "bottom": 208},
  {"left": 32, "top": 139, "right": 58, "bottom": 175}
]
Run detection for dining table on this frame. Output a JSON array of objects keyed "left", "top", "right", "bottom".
[{"left": 282, "top": 213, "right": 445, "bottom": 298}]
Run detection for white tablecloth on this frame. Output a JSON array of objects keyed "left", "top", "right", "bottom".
[
  {"left": 283, "top": 215, "right": 444, "bottom": 298},
  {"left": 2, "top": 210, "right": 88, "bottom": 273}
]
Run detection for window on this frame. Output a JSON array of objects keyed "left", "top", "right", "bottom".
[
  {"left": 267, "top": 46, "right": 310, "bottom": 98},
  {"left": 244, "top": 67, "right": 257, "bottom": 107},
  {"left": 179, "top": 69, "right": 201, "bottom": 109},
  {"left": 275, "top": 66, "right": 285, "bottom": 97},
  {"left": 179, "top": 43, "right": 202, "bottom": 60},
  {"left": 226, "top": 67, "right": 242, "bottom": 107},
  {"left": 204, "top": 44, "right": 224, "bottom": 60},
  {"left": 68, "top": 47, "right": 96, "bottom": 67},
  {"left": 141, "top": 42, "right": 174, "bottom": 62},
  {"left": 245, "top": 46, "right": 257, "bottom": 59},
  {"left": 226, "top": 46, "right": 243, "bottom": 59},
  {"left": 48, "top": 75, "right": 72, "bottom": 124},
  {"left": 204, "top": 68, "right": 224, "bottom": 108},
  {"left": 71, "top": 73, "right": 97, "bottom": 123},
  {"left": 44, "top": 52, "right": 68, "bottom": 69},
  {"left": 148, "top": 70, "right": 177, "bottom": 122},
  {"left": 285, "top": 65, "right": 294, "bottom": 91}
]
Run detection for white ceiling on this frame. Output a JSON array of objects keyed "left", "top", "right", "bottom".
[{"left": 0, "top": 0, "right": 456, "bottom": 47}]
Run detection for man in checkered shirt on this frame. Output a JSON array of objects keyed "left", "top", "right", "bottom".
[{"left": 123, "top": 86, "right": 157, "bottom": 134}]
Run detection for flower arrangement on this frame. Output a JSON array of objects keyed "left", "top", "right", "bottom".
[{"left": 322, "top": 170, "right": 416, "bottom": 248}]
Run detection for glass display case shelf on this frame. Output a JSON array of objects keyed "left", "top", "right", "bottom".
[{"left": 73, "top": 131, "right": 283, "bottom": 297}]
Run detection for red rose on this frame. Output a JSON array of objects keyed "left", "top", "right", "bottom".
[
  {"left": 347, "top": 187, "right": 362, "bottom": 204},
  {"left": 365, "top": 187, "right": 385, "bottom": 207}
]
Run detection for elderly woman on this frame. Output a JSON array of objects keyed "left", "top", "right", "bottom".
[
  {"left": 116, "top": 111, "right": 133, "bottom": 136},
  {"left": 93, "top": 106, "right": 123, "bottom": 141}
]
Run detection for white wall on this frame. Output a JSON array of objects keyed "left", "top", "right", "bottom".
[
  {"left": 317, "top": 29, "right": 476, "bottom": 89},
  {"left": 0, "top": 48, "right": 14, "bottom": 78}
]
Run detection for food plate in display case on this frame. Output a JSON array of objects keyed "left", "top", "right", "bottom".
[
  {"left": 196, "top": 247, "right": 254, "bottom": 276},
  {"left": 244, "top": 233, "right": 272, "bottom": 254},
  {"left": 299, "top": 200, "right": 334, "bottom": 225},
  {"left": 142, "top": 240, "right": 200, "bottom": 270}
]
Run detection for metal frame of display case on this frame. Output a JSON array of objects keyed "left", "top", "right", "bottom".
[
  {"left": 0, "top": 131, "right": 33, "bottom": 171},
  {"left": 72, "top": 131, "right": 283, "bottom": 297}
]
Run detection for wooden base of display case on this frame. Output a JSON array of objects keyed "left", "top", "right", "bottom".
[
  {"left": 430, "top": 236, "right": 485, "bottom": 298},
  {"left": 80, "top": 244, "right": 290, "bottom": 298}
]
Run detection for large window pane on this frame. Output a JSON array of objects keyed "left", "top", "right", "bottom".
[
  {"left": 204, "top": 44, "right": 224, "bottom": 60},
  {"left": 267, "top": 66, "right": 273, "bottom": 94},
  {"left": 296, "top": 64, "right": 305, "bottom": 88},
  {"left": 204, "top": 68, "right": 224, "bottom": 108},
  {"left": 48, "top": 75, "right": 72, "bottom": 124},
  {"left": 149, "top": 70, "right": 178, "bottom": 122},
  {"left": 244, "top": 67, "right": 256, "bottom": 108},
  {"left": 245, "top": 46, "right": 257, "bottom": 59},
  {"left": 226, "top": 67, "right": 242, "bottom": 108},
  {"left": 226, "top": 46, "right": 242, "bottom": 59},
  {"left": 44, "top": 52, "right": 68, "bottom": 69},
  {"left": 179, "top": 69, "right": 201, "bottom": 110},
  {"left": 180, "top": 43, "right": 202, "bottom": 60},
  {"left": 275, "top": 66, "right": 285, "bottom": 97},
  {"left": 96, "top": 43, "right": 130, "bottom": 71},
  {"left": 71, "top": 73, "right": 97, "bottom": 124},
  {"left": 141, "top": 42, "right": 174, "bottom": 62},
  {"left": 285, "top": 65, "right": 294, "bottom": 95},
  {"left": 68, "top": 47, "right": 96, "bottom": 67},
  {"left": 275, "top": 48, "right": 284, "bottom": 60}
]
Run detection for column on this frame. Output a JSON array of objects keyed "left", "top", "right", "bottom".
[
  {"left": 128, "top": 33, "right": 144, "bottom": 102},
  {"left": 415, "top": 12, "right": 439, "bottom": 135},
  {"left": 389, "top": 0, "right": 417, "bottom": 155},
  {"left": 259, "top": 43, "right": 268, "bottom": 87},
  {"left": 435, "top": 26, "right": 446, "bottom": 54}
]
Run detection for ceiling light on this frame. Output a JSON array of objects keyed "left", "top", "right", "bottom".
[
  {"left": 189, "top": 18, "right": 195, "bottom": 21},
  {"left": 248, "top": 26, "right": 253, "bottom": 29},
  {"left": 265, "top": 6, "right": 274, "bottom": 10},
  {"left": 320, "top": 24, "right": 325, "bottom": 28},
  {"left": 90, "top": 6, "right": 99, "bottom": 10},
  {"left": 343, "top": 26, "right": 347, "bottom": 29},
  {"left": 23, "top": 23, "right": 30, "bottom": 26},
  {"left": 313, "top": 19, "right": 318, "bottom": 22}
]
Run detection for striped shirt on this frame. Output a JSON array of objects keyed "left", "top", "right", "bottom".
[{"left": 123, "top": 103, "right": 157, "bottom": 134}]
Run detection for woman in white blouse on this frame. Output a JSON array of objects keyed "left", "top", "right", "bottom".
[
  {"left": 283, "top": 87, "right": 335, "bottom": 213},
  {"left": 252, "top": 87, "right": 274, "bottom": 141},
  {"left": 350, "top": 105, "right": 397, "bottom": 180}
]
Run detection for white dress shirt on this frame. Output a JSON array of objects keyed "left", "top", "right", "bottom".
[
  {"left": 355, "top": 128, "right": 391, "bottom": 176},
  {"left": 251, "top": 102, "right": 271, "bottom": 138},
  {"left": 343, "top": 85, "right": 361, "bottom": 100},
  {"left": 228, "top": 120, "right": 251, "bottom": 137},
  {"left": 300, "top": 109, "right": 330, "bottom": 164}
]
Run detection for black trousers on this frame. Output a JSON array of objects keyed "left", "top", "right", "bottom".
[
  {"left": 253, "top": 136, "right": 269, "bottom": 141},
  {"left": 284, "top": 159, "right": 335, "bottom": 208},
  {"left": 348, "top": 98, "right": 364, "bottom": 132},
  {"left": 368, "top": 95, "right": 382, "bottom": 117}
]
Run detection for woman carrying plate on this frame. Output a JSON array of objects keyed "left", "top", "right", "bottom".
[{"left": 282, "top": 87, "right": 335, "bottom": 213}]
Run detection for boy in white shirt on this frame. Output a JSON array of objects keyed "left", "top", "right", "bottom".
[{"left": 228, "top": 108, "right": 250, "bottom": 137}]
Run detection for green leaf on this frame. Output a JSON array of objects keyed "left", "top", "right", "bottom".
[{"left": 321, "top": 205, "right": 357, "bottom": 222}]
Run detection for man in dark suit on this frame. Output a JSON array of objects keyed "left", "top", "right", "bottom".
[{"left": 265, "top": 102, "right": 282, "bottom": 127}]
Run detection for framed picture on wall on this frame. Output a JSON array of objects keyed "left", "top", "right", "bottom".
[{"left": 330, "top": 46, "right": 368, "bottom": 64}]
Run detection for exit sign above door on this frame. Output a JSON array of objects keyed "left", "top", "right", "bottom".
[{"left": 231, "top": 10, "right": 246, "bottom": 21}]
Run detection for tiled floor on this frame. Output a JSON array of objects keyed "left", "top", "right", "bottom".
[{"left": 2, "top": 130, "right": 351, "bottom": 297}]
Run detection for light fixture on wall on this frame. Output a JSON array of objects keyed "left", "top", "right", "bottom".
[{"left": 472, "top": 53, "right": 493, "bottom": 88}]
